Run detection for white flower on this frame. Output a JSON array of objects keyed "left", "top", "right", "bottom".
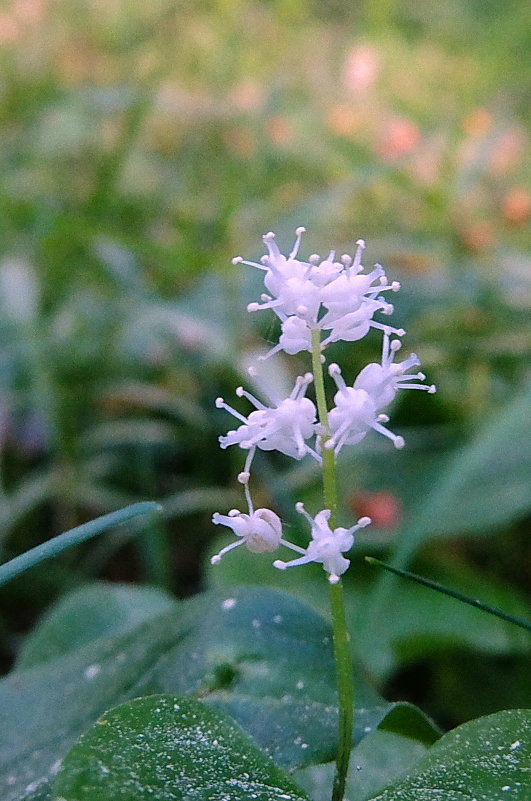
[
  {"left": 211, "top": 483, "right": 306, "bottom": 565},
  {"left": 233, "top": 227, "right": 309, "bottom": 302},
  {"left": 234, "top": 230, "right": 403, "bottom": 353},
  {"left": 273, "top": 502, "right": 371, "bottom": 583},
  {"left": 211, "top": 507, "right": 283, "bottom": 563},
  {"left": 216, "top": 373, "right": 320, "bottom": 480},
  {"left": 325, "top": 334, "right": 436, "bottom": 455},
  {"left": 325, "top": 377, "right": 383, "bottom": 454},
  {"left": 354, "top": 331, "right": 436, "bottom": 407},
  {"left": 260, "top": 315, "right": 313, "bottom": 360},
  {"left": 320, "top": 301, "right": 405, "bottom": 347}
]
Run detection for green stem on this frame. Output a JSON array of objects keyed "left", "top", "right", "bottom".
[
  {"left": 310, "top": 331, "right": 337, "bottom": 519},
  {"left": 311, "top": 330, "right": 353, "bottom": 801},
  {"left": 366, "top": 557, "right": 531, "bottom": 633}
]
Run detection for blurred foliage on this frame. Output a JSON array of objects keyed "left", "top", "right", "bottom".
[{"left": 0, "top": 0, "right": 529, "bottom": 730}]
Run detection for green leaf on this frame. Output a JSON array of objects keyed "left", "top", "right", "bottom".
[
  {"left": 366, "top": 709, "right": 531, "bottom": 800},
  {"left": 403, "top": 379, "right": 531, "bottom": 551},
  {"left": 135, "top": 587, "right": 439, "bottom": 767},
  {"left": 0, "top": 502, "right": 161, "bottom": 587},
  {"left": 295, "top": 730, "right": 429, "bottom": 801},
  {"left": 16, "top": 582, "right": 177, "bottom": 670},
  {"left": 0, "top": 586, "right": 439, "bottom": 800},
  {"left": 54, "top": 695, "right": 310, "bottom": 801},
  {"left": 357, "top": 559, "right": 531, "bottom": 679}
]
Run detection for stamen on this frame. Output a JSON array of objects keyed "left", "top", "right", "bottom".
[
  {"left": 236, "top": 385, "right": 267, "bottom": 410},
  {"left": 216, "top": 398, "right": 248, "bottom": 425},
  {"left": 289, "top": 226, "right": 306, "bottom": 259},
  {"left": 210, "top": 539, "right": 244, "bottom": 564},
  {"left": 352, "top": 239, "right": 366, "bottom": 273}
]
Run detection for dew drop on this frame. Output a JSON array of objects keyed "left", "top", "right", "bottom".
[{"left": 84, "top": 664, "right": 101, "bottom": 680}]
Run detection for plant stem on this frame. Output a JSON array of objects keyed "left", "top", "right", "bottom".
[
  {"left": 311, "top": 330, "right": 353, "bottom": 801},
  {"left": 329, "top": 580, "right": 354, "bottom": 801},
  {"left": 366, "top": 557, "right": 531, "bottom": 633}
]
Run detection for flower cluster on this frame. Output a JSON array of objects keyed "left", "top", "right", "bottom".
[
  {"left": 211, "top": 229, "right": 435, "bottom": 582},
  {"left": 235, "top": 229, "right": 404, "bottom": 359}
]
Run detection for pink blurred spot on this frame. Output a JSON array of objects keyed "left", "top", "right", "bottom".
[
  {"left": 377, "top": 118, "right": 421, "bottom": 161},
  {"left": 350, "top": 491, "right": 402, "bottom": 530}
]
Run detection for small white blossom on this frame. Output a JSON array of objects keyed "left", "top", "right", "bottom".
[
  {"left": 355, "top": 331, "right": 436, "bottom": 406},
  {"left": 211, "top": 507, "right": 283, "bottom": 563},
  {"left": 216, "top": 373, "right": 320, "bottom": 479},
  {"left": 326, "top": 332, "right": 436, "bottom": 455},
  {"left": 260, "top": 315, "right": 313, "bottom": 360},
  {"left": 211, "top": 484, "right": 306, "bottom": 564},
  {"left": 320, "top": 301, "right": 405, "bottom": 347},
  {"left": 273, "top": 503, "right": 371, "bottom": 584},
  {"left": 235, "top": 230, "right": 403, "bottom": 354}
]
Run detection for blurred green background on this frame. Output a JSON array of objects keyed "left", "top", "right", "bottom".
[{"left": 0, "top": 0, "right": 529, "bottom": 729}]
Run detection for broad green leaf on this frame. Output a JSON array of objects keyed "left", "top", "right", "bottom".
[
  {"left": 295, "top": 730, "right": 429, "bottom": 801},
  {"left": 135, "top": 586, "right": 439, "bottom": 767},
  {"left": 366, "top": 709, "right": 531, "bottom": 800},
  {"left": 356, "top": 559, "right": 531, "bottom": 678},
  {"left": 0, "top": 611, "right": 183, "bottom": 801},
  {"left": 16, "top": 582, "right": 177, "bottom": 670},
  {"left": 402, "top": 379, "right": 531, "bottom": 551},
  {"left": 55, "top": 695, "right": 310, "bottom": 801},
  {"left": 0, "top": 586, "right": 438, "bottom": 800}
]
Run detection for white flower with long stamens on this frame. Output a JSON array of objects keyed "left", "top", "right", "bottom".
[
  {"left": 260, "top": 315, "right": 313, "bottom": 360},
  {"left": 211, "top": 508, "right": 283, "bottom": 562},
  {"left": 233, "top": 227, "right": 309, "bottom": 300},
  {"left": 326, "top": 335, "right": 436, "bottom": 455},
  {"left": 318, "top": 252, "right": 400, "bottom": 324},
  {"left": 236, "top": 229, "right": 404, "bottom": 353},
  {"left": 320, "top": 302, "right": 405, "bottom": 347},
  {"left": 326, "top": 362, "right": 407, "bottom": 454},
  {"left": 354, "top": 330, "right": 436, "bottom": 407},
  {"left": 211, "top": 482, "right": 304, "bottom": 564},
  {"left": 247, "top": 274, "right": 321, "bottom": 322},
  {"left": 216, "top": 373, "right": 320, "bottom": 479},
  {"left": 273, "top": 503, "right": 371, "bottom": 584}
]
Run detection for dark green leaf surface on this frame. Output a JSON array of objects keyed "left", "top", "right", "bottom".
[
  {"left": 295, "top": 730, "right": 429, "bottom": 801},
  {"left": 0, "top": 585, "right": 438, "bottom": 800},
  {"left": 402, "top": 379, "right": 531, "bottom": 549},
  {"left": 54, "top": 695, "right": 310, "bottom": 801},
  {"left": 366, "top": 709, "right": 531, "bottom": 800},
  {"left": 16, "top": 582, "right": 177, "bottom": 670},
  {"left": 356, "top": 559, "right": 531, "bottom": 679}
]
